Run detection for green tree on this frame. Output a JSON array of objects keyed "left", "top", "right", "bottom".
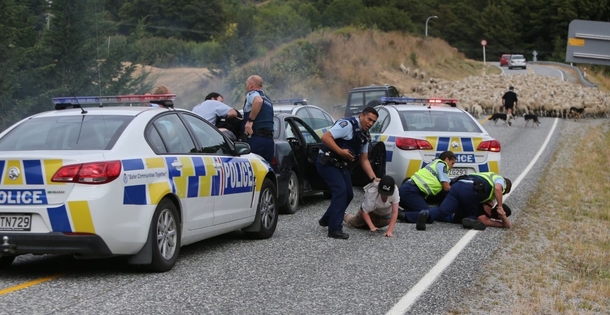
[
  {"left": 0, "top": 0, "right": 44, "bottom": 129},
  {"left": 117, "top": 0, "right": 226, "bottom": 41},
  {"left": 41, "top": 0, "right": 144, "bottom": 97}
]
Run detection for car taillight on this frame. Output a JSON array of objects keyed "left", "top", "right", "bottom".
[
  {"left": 477, "top": 140, "right": 501, "bottom": 152},
  {"left": 395, "top": 137, "right": 433, "bottom": 150},
  {"left": 271, "top": 156, "right": 279, "bottom": 166},
  {"left": 52, "top": 160, "right": 122, "bottom": 184}
]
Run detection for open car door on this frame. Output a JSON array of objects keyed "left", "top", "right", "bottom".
[
  {"left": 349, "top": 141, "right": 387, "bottom": 186},
  {"left": 285, "top": 117, "right": 329, "bottom": 192}
]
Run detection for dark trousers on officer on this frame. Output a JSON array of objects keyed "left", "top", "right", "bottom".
[
  {"left": 316, "top": 157, "right": 353, "bottom": 232},
  {"left": 404, "top": 181, "right": 480, "bottom": 223},
  {"left": 247, "top": 134, "right": 274, "bottom": 164},
  {"left": 398, "top": 180, "right": 428, "bottom": 213}
]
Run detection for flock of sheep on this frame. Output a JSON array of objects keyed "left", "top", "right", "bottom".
[{"left": 405, "top": 71, "right": 610, "bottom": 120}]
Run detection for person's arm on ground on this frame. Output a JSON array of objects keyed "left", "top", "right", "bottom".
[
  {"left": 384, "top": 203, "right": 399, "bottom": 237},
  {"left": 360, "top": 210, "right": 378, "bottom": 232},
  {"left": 478, "top": 215, "right": 509, "bottom": 228}
]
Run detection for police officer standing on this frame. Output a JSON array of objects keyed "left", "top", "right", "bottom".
[
  {"left": 405, "top": 172, "right": 511, "bottom": 231},
  {"left": 242, "top": 75, "right": 274, "bottom": 163},
  {"left": 317, "top": 107, "right": 379, "bottom": 239},
  {"left": 398, "top": 151, "right": 456, "bottom": 219}
]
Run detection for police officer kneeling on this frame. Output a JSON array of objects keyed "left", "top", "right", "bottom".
[
  {"left": 317, "top": 107, "right": 379, "bottom": 239},
  {"left": 404, "top": 172, "right": 512, "bottom": 231}
]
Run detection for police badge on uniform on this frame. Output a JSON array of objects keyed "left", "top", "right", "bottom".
[{"left": 339, "top": 121, "right": 348, "bottom": 128}]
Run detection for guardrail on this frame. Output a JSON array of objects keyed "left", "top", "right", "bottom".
[{"left": 530, "top": 61, "right": 598, "bottom": 88}]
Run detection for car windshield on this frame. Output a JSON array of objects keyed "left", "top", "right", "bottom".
[
  {"left": 0, "top": 115, "right": 132, "bottom": 151},
  {"left": 399, "top": 110, "right": 482, "bottom": 133}
]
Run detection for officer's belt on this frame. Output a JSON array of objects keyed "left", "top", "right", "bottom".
[
  {"left": 253, "top": 128, "right": 273, "bottom": 138},
  {"left": 319, "top": 153, "right": 348, "bottom": 169}
]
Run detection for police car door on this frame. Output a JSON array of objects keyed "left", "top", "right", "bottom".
[
  {"left": 148, "top": 114, "right": 215, "bottom": 231},
  {"left": 287, "top": 117, "right": 328, "bottom": 191},
  {"left": 180, "top": 114, "right": 255, "bottom": 226}
]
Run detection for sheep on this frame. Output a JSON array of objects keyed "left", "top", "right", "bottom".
[
  {"left": 400, "top": 63, "right": 410, "bottom": 75},
  {"left": 471, "top": 104, "right": 483, "bottom": 118}
]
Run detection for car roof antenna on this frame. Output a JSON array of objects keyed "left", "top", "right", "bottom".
[{"left": 67, "top": 86, "right": 88, "bottom": 114}]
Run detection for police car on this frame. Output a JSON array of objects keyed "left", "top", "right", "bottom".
[
  {"left": 272, "top": 98, "right": 335, "bottom": 136},
  {"left": 370, "top": 97, "right": 501, "bottom": 185},
  {"left": 0, "top": 94, "right": 278, "bottom": 272}
]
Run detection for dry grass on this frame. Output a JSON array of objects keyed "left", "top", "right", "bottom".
[{"left": 450, "top": 120, "right": 610, "bottom": 314}]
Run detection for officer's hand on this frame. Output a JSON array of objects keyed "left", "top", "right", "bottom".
[
  {"left": 340, "top": 148, "right": 355, "bottom": 161},
  {"left": 244, "top": 121, "right": 253, "bottom": 137},
  {"left": 384, "top": 231, "right": 394, "bottom": 237}
]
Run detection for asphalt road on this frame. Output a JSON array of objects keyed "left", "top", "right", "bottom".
[{"left": 0, "top": 66, "right": 567, "bottom": 315}]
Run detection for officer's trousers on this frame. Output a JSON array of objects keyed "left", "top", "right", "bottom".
[
  {"left": 405, "top": 181, "right": 480, "bottom": 223},
  {"left": 247, "top": 135, "right": 274, "bottom": 164},
  {"left": 398, "top": 181, "right": 428, "bottom": 212},
  {"left": 316, "top": 158, "right": 353, "bottom": 232}
]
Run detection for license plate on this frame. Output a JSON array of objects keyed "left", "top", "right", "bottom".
[
  {"left": 449, "top": 168, "right": 468, "bottom": 177},
  {"left": 0, "top": 214, "right": 32, "bottom": 231}
]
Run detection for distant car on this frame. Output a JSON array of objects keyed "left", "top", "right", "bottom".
[
  {"left": 272, "top": 98, "right": 335, "bottom": 136},
  {"left": 369, "top": 97, "right": 502, "bottom": 185},
  {"left": 500, "top": 54, "right": 511, "bottom": 67},
  {"left": 272, "top": 113, "right": 329, "bottom": 214},
  {"left": 508, "top": 54, "right": 527, "bottom": 70},
  {"left": 0, "top": 94, "right": 278, "bottom": 272}
]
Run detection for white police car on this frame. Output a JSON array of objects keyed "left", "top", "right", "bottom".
[
  {"left": 0, "top": 94, "right": 277, "bottom": 272},
  {"left": 272, "top": 98, "right": 335, "bottom": 136},
  {"left": 370, "top": 97, "right": 501, "bottom": 184}
]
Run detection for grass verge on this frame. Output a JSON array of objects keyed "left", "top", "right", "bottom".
[{"left": 450, "top": 120, "right": 610, "bottom": 314}]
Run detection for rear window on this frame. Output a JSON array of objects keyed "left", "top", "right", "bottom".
[
  {"left": 400, "top": 110, "right": 482, "bottom": 133},
  {"left": 0, "top": 115, "right": 132, "bottom": 151},
  {"left": 511, "top": 55, "right": 525, "bottom": 59}
]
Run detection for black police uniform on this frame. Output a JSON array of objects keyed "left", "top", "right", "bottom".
[{"left": 242, "top": 89, "right": 274, "bottom": 163}]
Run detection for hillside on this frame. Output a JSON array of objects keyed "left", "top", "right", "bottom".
[{"left": 140, "top": 29, "right": 496, "bottom": 115}]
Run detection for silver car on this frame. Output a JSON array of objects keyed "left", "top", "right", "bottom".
[{"left": 508, "top": 54, "right": 527, "bottom": 70}]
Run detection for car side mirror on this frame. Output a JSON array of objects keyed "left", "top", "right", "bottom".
[{"left": 234, "top": 142, "right": 251, "bottom": 155}]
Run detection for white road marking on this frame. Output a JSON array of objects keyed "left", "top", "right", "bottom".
[{"left": 386, "top": 118, "right": 560, "bottom": 315}]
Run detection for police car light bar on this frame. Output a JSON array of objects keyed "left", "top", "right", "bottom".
[
  {"left": 381, "top": 97, "right": 458, "bottom": 106},
  {"left": 272, "top": 98, "right": 307, "bottom": 105},
  {"left": 52, "top": 94, "right": 176, "bottom": 109}
]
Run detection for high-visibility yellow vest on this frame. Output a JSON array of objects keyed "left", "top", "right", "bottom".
[
  {"left": 469, "top": 172, "right": 505, "bottom": 202},
  {"left": 411, "top": 159, "right": 448, "bottom": 197}
]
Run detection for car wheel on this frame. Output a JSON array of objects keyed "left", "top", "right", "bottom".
[
  {"left": 148, "top": 199, "right": 181, "bottom": 272},
  {"left": 280, "top": 171, "right": 300, "bottom": 214},
  {"left": 244, "top": 178, "right": 277, "bottom": 239},
  {"left": 508, "top": 66, "right": 512, "bottom": 70},
  {"left": 0, "top": 255, "right": 16, "bottom": 268}
]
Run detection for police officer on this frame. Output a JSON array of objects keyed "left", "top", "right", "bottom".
[
  {"left": 242, "top": 75, "right": 274, "bottom": 163},
  {"left": 398, "top": 151, "right": 456, "bottom": 219},
  {"left": 317, "top": 107, "right": 379, "bottom": 239},
  {"left": 405, "top": 172, "right": 512, "bottom": 231}
]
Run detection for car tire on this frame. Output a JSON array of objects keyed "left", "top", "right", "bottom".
[
  {"left": 244, "top": 178, "right": 277, "bottom": 239},
  {"left": 508, "top": 66, "right": 512, "bottom": 70},
  {"left": 148, "top": 199, "right": 181, "bottom": 272},
  {"left": 280, "top": 171, "right": 300, "bottom": 214},
  {"left": 0, "top": 255, "right": 16, "bottom": 268}
]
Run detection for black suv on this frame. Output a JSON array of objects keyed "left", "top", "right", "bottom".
[{"left": 344, "top": 85, "right": 400, "bottom": 117}]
